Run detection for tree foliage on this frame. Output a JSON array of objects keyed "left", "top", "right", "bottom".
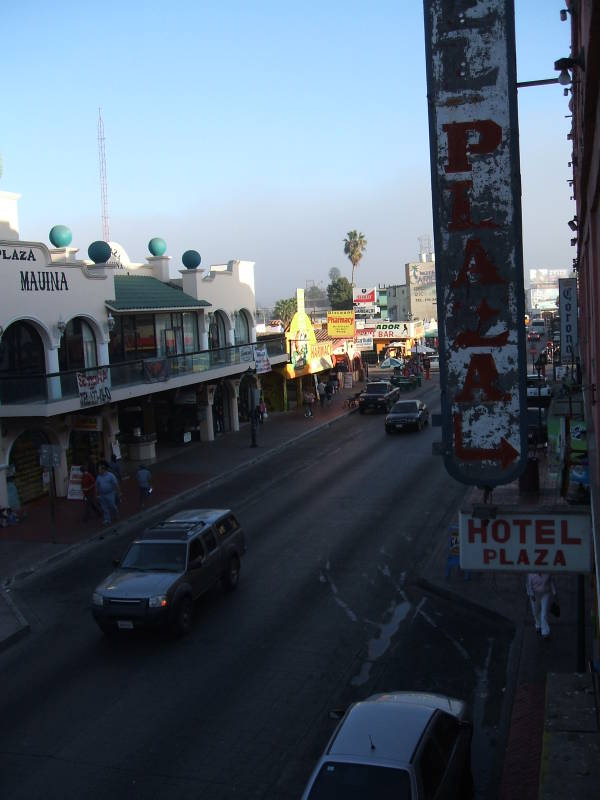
[
  {"left": 328, "top": 267, "right": 341, "bottom": 282},
  {"left": 343, "top": 230, "right": 367, "bottom": 287},
  {"left": 305, "top": 284, "right": 327, "bottom": 303},
  {"left": 273, "top": 296, "right": 297, "bottom": 326},
  {"left": 327, "top": 277, "right": 353, "bottom": 310}
]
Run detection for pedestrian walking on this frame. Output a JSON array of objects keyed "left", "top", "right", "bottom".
[
  {"left": 526, "top": 572, "right": 557, "bottom": 639},
  {"left": 317, "top": 380, "right": 326, "bottom": 408},
  {"left": 96, "top": 461, "right": 121, "bottom": 525},
  {"left": 259, "top": 397, "right": 267, "bottom": 423},
  {"left": 325, "top": 381, "right": 334, "bottom": 405},
  {"left": 136, "top": 464, "right": 153, "bottom": 509},
  {"left": 303, "top": 390, "right": 315, "bottom": 418},
  {"left": 423, "top": 356, "right": 431, "bottom": 380},
  {"left": 108, "top": 453, "right": 122, "bottom": 483},
  {"left": 82, "top": 464, "right": 102, "bottom": 521}
]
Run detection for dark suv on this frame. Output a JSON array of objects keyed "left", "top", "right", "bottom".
[{"left": 92, "top": 508, "right": 246, "bottom": 637}]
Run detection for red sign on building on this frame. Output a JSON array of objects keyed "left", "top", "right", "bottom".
[{"left": 423, "top": 0, "right": 527, "bottom": 486}]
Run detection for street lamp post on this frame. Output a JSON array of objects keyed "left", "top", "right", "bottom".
[{"left": 246, "top": 366, "right": 258, "bottom": 447}]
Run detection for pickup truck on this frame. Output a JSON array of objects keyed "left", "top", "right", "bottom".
[{"left": 358, "top": 381, "right": 400, "bottom": 414}]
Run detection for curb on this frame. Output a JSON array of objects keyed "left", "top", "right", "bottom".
[{"left": 2, "top": 407, "right": 358, "bottom": 590}]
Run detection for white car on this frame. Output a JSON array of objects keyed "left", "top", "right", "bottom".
[
  {"left": 526, "top": 374, "right": 551, "bottom": 399},
  {"left": 300, "top": 692, "right": 473, "bottom": 799}
]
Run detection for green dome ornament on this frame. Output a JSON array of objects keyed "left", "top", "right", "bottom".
[
  {"left": 148, "top": 237, "right": 167, "bottom": 257},
  {"left": 88, "top": 240, "right": 112, "bottom": 264},
  {"left": 49, "top": 225, "right": 73, "bottom": 248},
  {"left": 182, "top": 250, "right": 201, "bottom": 270}
]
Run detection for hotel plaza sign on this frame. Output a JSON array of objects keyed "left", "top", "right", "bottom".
[
  {"left": 459, "top": 509, "right": 592, "bottom": 573},
  {"left": 424, "top": 0, "right": 527, "bottom": 486}
]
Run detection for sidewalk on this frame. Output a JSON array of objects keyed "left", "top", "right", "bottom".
[{"left": 1, "top": 372, "right": 597, "bottom": 799}]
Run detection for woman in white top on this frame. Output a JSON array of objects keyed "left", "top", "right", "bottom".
[{"left": 526, "top": 572, "right": 557, "bottom": 639}]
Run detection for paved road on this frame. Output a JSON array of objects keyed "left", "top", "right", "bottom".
[{"left": 0, "top": 393, "right": 514, "bottom": 799}]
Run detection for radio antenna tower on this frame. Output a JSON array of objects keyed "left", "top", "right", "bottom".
[{"left": 97, "top": 108, "right": 111, "bottom": 241}]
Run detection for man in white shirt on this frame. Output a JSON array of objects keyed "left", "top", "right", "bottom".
[{"left": 526, "top": 572, "right": 557, "bottom": 639}]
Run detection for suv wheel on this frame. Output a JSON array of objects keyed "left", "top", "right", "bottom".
[
  {"left": 223, "top": 556, "right": 241, "bottom": 591},
  {"left": 174, "top": 596, "right": 193, "bottom": 637}
]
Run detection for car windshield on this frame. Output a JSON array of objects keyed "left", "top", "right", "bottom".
[
  {"left": 120, "top": 542, "right": 187, "bottom": 572},
  {"left": 306, "top": 762, "right": 411, "bottom": 799},
  {"left": 365, "top": 384, "right": 388, "bottom": 395},
  {"left": 392, "top": 402, "right": 418, "bottom": 413}
]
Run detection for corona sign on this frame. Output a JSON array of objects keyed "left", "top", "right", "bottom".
[{"left": 423, "top": 0, "right": 527, "bottom": 485}]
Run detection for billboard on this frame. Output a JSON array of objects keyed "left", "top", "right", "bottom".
[
  {"left": 423, "top": 0, "right": 527, "bottom": 486},
  {"left": 406, "top": 260, "right": 437, "bottom": 321},
  {"left": 352, "top": 287, "right": 377, "bottom": 305},
  {"left": 559, "top": 278, "right": 578, "bottom": 364},
  {"left": 327, "top": 310, "right": 355, "bottom": 338}
]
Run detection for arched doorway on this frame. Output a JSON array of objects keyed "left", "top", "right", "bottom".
[
  {"left": 234, "top": 311, "right": 251, "bottom": 344},
  {"left": 0, "top": 321, "right": 46, "bottom": 404},
  {"left": 58, "top": 317, "right": 98, "bottom": 396},
  {"left": 9, "top": 429, "right": 51, "bottom": 504}
]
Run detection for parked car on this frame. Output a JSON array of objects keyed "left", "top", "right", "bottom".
[
  {"left": 385, "top": 400, "right": 430, "bottom": 433},
  {"left": 300, "top": 692, "right": 473, "bottom": 799},
  {"left": 358, "top": 381, "right": 400, "bottom": 414},
  {"left": 526, "top": 374, "right": 552, "bottom": 405},
  {"left": 92, "top": 508, "right": 246, "bottom": 637}
]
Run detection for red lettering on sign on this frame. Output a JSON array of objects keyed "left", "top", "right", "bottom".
[
  {"left": 499, "top": 549, "right": 513, "bottom": 565},
  {"left": 452, "top": 238, "right": 507, "bottom": 287},
  {"left": 560, "top": 519, "right": 582, "bottom": 545},
  {"left": 534, "top": 549, "right": 548, "bottom": 566},
  {"left": 491, "top": 520, "right": 510, "bottom": 543},
  {"left": 516, "top": 549, "right": 530, "bottom": 565},
  {"left": 454, "top": 299, "right": 509, "bottom": 348},
  {"left": 535, "top": 520, "right": 555, "bottom": 546},
  {"left": 514, "top": 519, "right": 531, "bottom": 544},
  {"left": 443, "top": 120, "right": 503, "bottom": 173},
  {"left": 468, "top": 518, "right": 488, "bottom": 543},
  {"left": 483, "top": 549, "right": 496, "bottom": 564},
  {"left": 455, "top": 354, "right": 510, "bottom": 402},
  {"left": 554, "top": 550, "right": 566, "bottom": 567},
  {"left": 447, "top": 180, "right": 499, "bottom": 231}
]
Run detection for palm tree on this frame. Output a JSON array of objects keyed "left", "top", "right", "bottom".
[
  {"left": 343, "top": 230, "right": 367, "bottom": 287},
  {"left": 273, "top": 297, "right": 297, "bottom": 328}
]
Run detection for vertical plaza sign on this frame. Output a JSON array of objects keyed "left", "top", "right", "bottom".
[{"left": 423, "top": 0, "right": 527, "bottom": 486}]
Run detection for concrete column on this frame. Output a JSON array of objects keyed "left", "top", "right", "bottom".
[
  {"left": 198, "top": 384, "right": 216, "bottom": 442},
  {"left": 200, "top": 312, "right": 209, "bottom": 351},
  {"left": 46, "top": 347, "right": 61, "bottom": 401},
  {"left": 229, "top": 380, "right": 241, "bottom": 432}
]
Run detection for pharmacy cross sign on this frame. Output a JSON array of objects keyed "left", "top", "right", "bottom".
[{"left": 423, "top": 0, "right": 527, "bottom": 486}]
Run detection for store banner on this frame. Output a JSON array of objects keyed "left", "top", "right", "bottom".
[
  {"left": 327, "top": 311, "right": 355, "bottom": 338},
  {"left": 77, "top": 368, "right": 111, "bottom": 407},
  {"left": 254, "top": 344, "right": 272, "bottom": 374}
]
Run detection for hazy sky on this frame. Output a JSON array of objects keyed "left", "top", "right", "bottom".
[{"left": 3, "top": 1, "right": 573, "bottom": 305}]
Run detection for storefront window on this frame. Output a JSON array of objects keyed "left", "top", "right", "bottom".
[
  {"left": 136, "top": 315, "right": 156, "bottom": 358},
  {"left": 182, "top": 313, "right": 198, "bottom": 352},
  {"left": 58, "top": 318, "right": 97, "bottom": 371},
  {"left": 155, "top": 314, "right": 171, "bottom": 357}
]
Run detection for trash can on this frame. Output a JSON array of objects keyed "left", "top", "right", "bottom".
[{"left": 519, "top": 457, "right": 539, "bottom": 493}]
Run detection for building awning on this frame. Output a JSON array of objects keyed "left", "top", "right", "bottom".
[{"left": 106, "top": 275, "right": 211, "bottom": 312}]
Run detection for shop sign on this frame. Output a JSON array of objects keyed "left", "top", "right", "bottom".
[
  {"left": 355, "top": 335, "right": 373, "bottom": 350},
  {"left": 254, "top": 344, "right": 272, "bottom": 374},
  {"left": 424, "top": 0, "right": 527, "bottom": 486},
  {"left": 327, "top": 311, "right": 355, "bottom": 338},
  {"left": 353, "top": 305, "right": 379, "bottom": 316},
  {"left": 459, "top": 510, "right": 592, "bottom": 572},
  {"left": 239, "top": 345, "right": 255, "bottom": 363},
  {"left": 71, "top": 415, "right": 103, "bottom": 432},
  {"left": 77, "top": 368, "right": 111, "bottom": 407},
  {"left": 559, "top": 278, "right": 578, "bottom": 365},
  {"left": 352, "top": 287, "right": 377, "bottom": 305}
]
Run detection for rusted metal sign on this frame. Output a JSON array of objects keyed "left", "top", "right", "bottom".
[{"left": 423, "top": 0, "right": 527, "bottom": 486}]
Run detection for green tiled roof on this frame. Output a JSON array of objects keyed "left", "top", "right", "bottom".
[{"left": 106, "top": 275, "right": 210, "bottom": 311}]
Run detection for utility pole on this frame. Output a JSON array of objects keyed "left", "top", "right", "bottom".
[{"left": 98, "top": 109, "right": 110, "bottom": 242}]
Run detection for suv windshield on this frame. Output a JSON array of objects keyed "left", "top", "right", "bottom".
[
  {"left": 121, "top": 542, "right": 187, "bottom": 572},
  {"left": 392, "top": 401, "right": 418, "bottom": 413},
  {"left": 365, "top": 384, "right": 388, "bottom": 395}
]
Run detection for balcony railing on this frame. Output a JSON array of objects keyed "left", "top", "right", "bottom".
[{"left": 0, "top": 336, "right": 287, "bottom": 407}]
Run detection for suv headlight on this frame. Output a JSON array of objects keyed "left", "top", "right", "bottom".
[
  {"left": 92, "top": 592, "right": 104, "bottom": 607},
  {"left": 148, "top": 595, "right": 168, "bottom": 608}
]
